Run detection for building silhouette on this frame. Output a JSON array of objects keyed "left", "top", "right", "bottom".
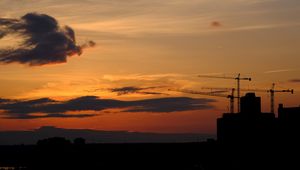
[
  {"left": 217, "top": 92, "right": 300, "bottom": 145},
  {"left": 278, "top": 104, "right": 300, "bottom": 144}
]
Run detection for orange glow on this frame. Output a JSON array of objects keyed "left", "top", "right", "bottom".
[
  {"left": 0, "top": 109, "right": 220, "bottom": 133},
  {"left": 0, "top": 0, "right": 300, "bottom": 134}
]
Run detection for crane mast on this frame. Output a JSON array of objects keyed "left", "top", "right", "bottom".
[{"left": 202, "top": 87, "right": 235, "bottom": 113}]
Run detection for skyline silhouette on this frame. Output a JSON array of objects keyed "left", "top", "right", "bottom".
[{"left": 0, "top": 92, "right": 300, "bottom": 169}]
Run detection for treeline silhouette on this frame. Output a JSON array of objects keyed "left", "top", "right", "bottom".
[
  {"left": 1, "top": 137, "right": 299, "bottom": 170},
  {"left": 1, "top": 139, "right": 219, "bottom": 170},
  {"left": 36, "top": 137, "right": 85, "bottom": 146},
  {"left": 0, "top": 126, "right": 208, "bottom": 145}
]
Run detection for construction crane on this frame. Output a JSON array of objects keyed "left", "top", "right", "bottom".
[
  {"left": 241, "top": 83, "right": 293, "bottom": 113},
  {"left": 202, "top": 87, "right": 237, "bottom": 113},
  {"left": 169, "top": 88, "right": 236, "bottom": 113},
  {"left": 198, "top": 73, "right": 251, "bottom": 113},
  {"left": 269, "top": 83, "right": 294, "bottom": 113}
]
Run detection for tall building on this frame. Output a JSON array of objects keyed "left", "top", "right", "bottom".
[
  {"left": 240, "top": 93, "right": 261, "bottom": 115},
  {"left": 217, "top": 93, "right": 276, "bottom": 144}
]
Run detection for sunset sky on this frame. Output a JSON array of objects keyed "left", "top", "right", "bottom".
[{"left": 0, "top": 0, "right": 300, "bottom": 134}]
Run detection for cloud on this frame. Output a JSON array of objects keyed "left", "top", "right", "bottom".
[
  {"left": 264, "top": 69, "right": 294, "bottom": 74},
  {"left": 122, "top": 97, "right": 215, "bottom": 113},
  {"left": 211, "top": 21, "right": 222, "bottom": 28},
  {"left": 0, "top": 13, "right": 95, "bottom": 66},
  {"left": 102, "top": 74, "right": 184, "bottom": 81},
  {"left": 0, "top": 97, "right": 97, "bottom": 119},
  {"left": 0, "top": 96, "right": 215, "bottom": 119},
  {"left": 289, "top": 79, "right": 300, "bottom": 83},
  {"left": 109, "top": 86, "right": 166, "bottom": 95},
  {"left": 224, "top": 23, "right": 300, "bottom": 32},
  {"left": 138, "top": 91, "right": 167, "bottom": 95},
  {"left": 0, "top": 98, "right": 11, "bottom": 103},
  {"left": 6, "top": 113, "right": 95, "bottom": 119}
]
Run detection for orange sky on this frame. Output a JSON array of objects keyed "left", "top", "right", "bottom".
[{"left": 0, "top": 0, "right": 300, "bottom": 134}]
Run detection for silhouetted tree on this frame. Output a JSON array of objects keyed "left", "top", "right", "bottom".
[
  {"left": 37, "top": 137, "right": 71, "bottom": 147},
  {"left": 74, "top": 137, "right": 86, "bottom": 145}
]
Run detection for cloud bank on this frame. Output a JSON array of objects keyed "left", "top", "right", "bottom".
[{"left": 0, "top": 96, "right": 215, "bottom": 119}]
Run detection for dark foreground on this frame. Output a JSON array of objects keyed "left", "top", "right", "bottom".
[{"left": 0, "top": 141, "right": 299, "bottom": 170}]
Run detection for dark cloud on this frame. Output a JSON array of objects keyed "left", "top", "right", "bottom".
[
  {"left": 289, "top": 79, "right": 300, "bottom": 83},
  {"left": 6, "top": 113, "right": 95, "bottom": 119},
  {"left": 211, "top": 21, "right": 222, "bottom": 28},
  {"left": 0, "top": 13, "right": 95, "bottom": 66},
  {"left": 138, "top": 91, "right": 167, "bottom": 95},
  {"left": 0, "top": 98, "right": 11, "bottom": 103},
  {"left": 122, "top": 97, "right": 215, "bottom": 113},
  {"left": 0, "top": 96, "right": 215, "bottom": 119},
  {"left": 109, "top": 86, "right": 166, "bottom": 95}
]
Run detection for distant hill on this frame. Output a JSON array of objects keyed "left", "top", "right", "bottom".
[{"left": 0, "top": 126, "right": 214, "bottom": 145}]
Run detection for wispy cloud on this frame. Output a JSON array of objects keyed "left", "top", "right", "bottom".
[
  {"left": 264, "top": 68, "right": 296, "bottom": 74},
  {"left": 289, "top": 79, "right": 300, "bottom": 83},
  {"left": 102, "top": 74, "right": 184, "bottom": 81},
  {"left": 11, "top": 73, "right": 198, "bottom": 99},
  {"left": 100, "top": 74, "right": 201, "bottom": 94},
  {"left": 109, "top": 86, "right": 166, "bottom": 96},
  {"left": 224, "top": 23, "right": 300, "bottom": 32}
]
